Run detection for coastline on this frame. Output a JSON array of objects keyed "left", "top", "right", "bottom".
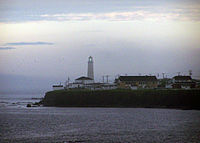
[{"left": 41, "top": 89, "right": 200, "bottom": 110}]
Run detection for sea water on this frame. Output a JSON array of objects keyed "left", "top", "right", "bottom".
[{"left": 0, "top": 94, "right": 200, "bottom": 143}]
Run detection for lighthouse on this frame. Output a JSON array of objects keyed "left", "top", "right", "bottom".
[{"left": 87, "top": 56, "right": 94, "bottom": 80}]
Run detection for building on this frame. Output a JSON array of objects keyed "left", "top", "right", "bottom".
[
  {"left": 116, "top": 76, "right": 158, "bottom": 89},
  {"left": 65, "top": 56, "right": 118, "bottom": 90},
  {"left": 193, "top": 79, "right": 200, "bottom": 88},
  {"left": 172, "top": 76, "right": 196, "bottom": 89},
  {"left": 66, "top": 56, "right": 95, "bottom": 89},
  {"left": 158, "top": 78, "right": 173, "bottom": 89},
  {"left": 87, "top": 56, "right": 94, "bottom": 80},
  {"left": 67, "top": 76, "right": 94, "bottom": 89},
  {"left": 83, "top": 82, "right": 117, "bottom": 90},
  {"left": 75, "top": 76, "right": 94, "bottom": 84},
  {"left": 52, "top": 84, "right": 64, "bottom": 90}
]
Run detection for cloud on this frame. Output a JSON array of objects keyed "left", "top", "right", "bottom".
[
  {"left": 0, "top": 0, "right": 200, "bottom": 22},
  {"left": 6, "top": 42, "right": 54, "bottom": 46},
  {"left": 39, "top": 7, "right": 200, "bottom": 21},
  {"left": 0, "top": 46, "right": 16, "bottom": 50}
]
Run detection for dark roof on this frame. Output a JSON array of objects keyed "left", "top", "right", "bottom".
[
  {"left": 86, "top": 83, "right": 104, "bottom": 85},
  {"left": 173, "top": 76, "right": 192, "bottom": 80},
  {"left": 76, "top": 76, "right": 93, "bottom": 80},
  {"left": 119, "top": 76, "right": 157, "bottom": 82},
  {"left": 53, "top": 85, "right": 63, "bottom": 87},
  {"left": 173, "top": 82, "right": 195, "bottom": 84}
]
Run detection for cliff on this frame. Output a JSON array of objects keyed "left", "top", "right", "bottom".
[{"left": 42, "top": 89, "right": 200, "bottom": 109}]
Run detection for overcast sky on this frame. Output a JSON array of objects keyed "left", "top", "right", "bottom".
[{"left": 0, "top": 0, "right": 200, "bottom": 93}]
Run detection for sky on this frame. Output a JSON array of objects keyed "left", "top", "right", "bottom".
[{"left": 0, "top": 0, "right": 200, "bottom": 94}]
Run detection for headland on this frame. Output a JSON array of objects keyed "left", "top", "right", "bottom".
[{"left": 42, "top": 89, "right": 200, "bottom": 110}]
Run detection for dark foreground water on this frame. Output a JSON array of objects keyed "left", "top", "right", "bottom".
[{"left": 0, "top": 94, "right": 200, "bottom": 143}]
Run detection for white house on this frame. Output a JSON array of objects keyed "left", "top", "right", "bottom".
[
  {"left": 75, "top": 76, "right": 94, "bottom": 84},
  {"left": 68, "top": 83, "right": 84, "bottom": 88}
]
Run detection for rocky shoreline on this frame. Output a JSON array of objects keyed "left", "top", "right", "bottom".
[{"left": 26, "top": 100, "right": 43, "bottom": 107}]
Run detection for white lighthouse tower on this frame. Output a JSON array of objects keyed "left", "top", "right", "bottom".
[{"left": 87, "top": 56, "right": 94, "bottom": 80}]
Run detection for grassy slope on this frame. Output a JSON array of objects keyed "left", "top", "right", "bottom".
[{"left": 43, "top": 89, "right": 200, "bottom": 109}]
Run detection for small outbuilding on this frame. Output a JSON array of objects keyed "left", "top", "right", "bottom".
[{"left": 52, "top": 84, "right": 64, "bottom": 90}]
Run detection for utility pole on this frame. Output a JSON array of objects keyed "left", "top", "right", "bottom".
[
  {"left": 106, "top": 75, "right": 109, "bottom": 83},
  {"left": 162, "top": 73, "right": 165, "bottom": 79},
  {"left": 102, "top": 76, "right": 104, "bottom": 83},
  {"left": 65, "top": 80, "right": 67, "bottom": 88},
  {"left": 65, "top": 77, "right": 70, "bottom": 89},
  {"left": 189, "top": 70, "right": 192, "bottom": 76}
]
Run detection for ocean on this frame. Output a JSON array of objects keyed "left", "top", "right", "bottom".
[{"left": 0, "top": 94, "right": 200, "bottom": 143}]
